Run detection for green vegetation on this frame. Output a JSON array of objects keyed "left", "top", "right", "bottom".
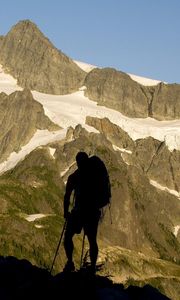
[{"left": 0, "top": 147, "right": 66, "bottom": 271}]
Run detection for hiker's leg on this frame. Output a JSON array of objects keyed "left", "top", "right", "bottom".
[
  {"left": 85, "top": 214, "right": 99, "bottom": 268},
  {"left": 87, "top": 232, "right": 98, "bottom": 267},
  {"left": 64, "top": 217, "right": 75, "bottom": 262}
]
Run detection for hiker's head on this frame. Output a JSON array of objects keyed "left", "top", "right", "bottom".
[{"left": 76, "top": 151, "right": 89, "bottom": 170}]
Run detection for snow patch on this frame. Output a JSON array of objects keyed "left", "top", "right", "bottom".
[
  {"left": 0, "top": 64, "right": 22, "bottom": 94},
  {"left": 74, "top": 60, "right": 96, "bottom": 72},
  {"left": 49, "top": 147, "right": 56, "bottom": 158},
  {"left": 24, "top": 214, "right": 52, "bottom": 222},
  {"left": 150, "top": 179, "right": 180, "bottom": 199},
  {"left": 79, "top": 85, "right": 87, "bottom": 91},
  {"left": 128, "top": 73, "right": 164, "bottom": 86},
  {"left": 174, "top": 225, "right": 180, "bottom": 237},
  {"left": 113, "top": 145, "right": 132, "bottom": 154},
  {"left": 60, "top": 161, "right": 76, "bottom": 177},
  {"left": 0, "top": 129, "right": 67, "bottom": 175},
  {"left": 35, "top": 224, "right": 44, "bottom": 228},
  {"left": 121, "top": 154, "right": 130, "bottom": 165}
]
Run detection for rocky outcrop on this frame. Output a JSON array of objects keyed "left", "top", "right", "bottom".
[
  {"left": 129, "top": 138, "right": 180, "bottom": 192},
  {"left": 0, "top": 88, "right": 60, "bottom": 162},
  {"left": 0, "top": 20, "right": 86, "bottom": 94},
  {"left": 86, "top": 116, "right": 180, "bottom": 193},
  {"left": 142, "top": 83, "right": 180, "bottom": 120},
  {"left": 84, "top": 68, "right": 180, "bottom": 120},
  {"left": 86, "top": 116, "right": 134, "bottom": 150},
  {"left": 151, "top": 83, "right": 180, "bottom": 120},
  {"left": 84, "top": 68, "right": 149, "bottom": 118}
]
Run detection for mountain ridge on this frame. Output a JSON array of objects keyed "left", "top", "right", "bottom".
[
  {"left": 0, "top": 20, "right": 180, "bottom": 121},
  {"left": 0, "top": 254, "right": 175, "bottom": 300}
]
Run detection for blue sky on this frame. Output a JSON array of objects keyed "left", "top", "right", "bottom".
[{"left": 0, "top": 0, "right": 179, "bottom": 83}]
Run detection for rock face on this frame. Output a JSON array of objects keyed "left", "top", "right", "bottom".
[
  {"left": 53, "top": 125, "right": 180, "bottom": 263},
  {"left": 84, "top": 68, "right": 149, "bottom": 118},
  {"left": 84, "top": 68, "right": 180, "bottom": 120},
  {"left": 0, "top": 89, "right": 60, "bottom": 162},
  {"left": 86, "top": 116, "right": 180, "bottom": 195},
  {"left": 86, "top": 116, "right": 134, "bottom": 150},
  {"left": 151, "top": 83, "right": 180, "bottom": 120},
  {"left": 0, "top": 20, "right": 86, "bottom": 94},
  {"left": 129, "top": 138, "right": 180, "bottom": 192}
]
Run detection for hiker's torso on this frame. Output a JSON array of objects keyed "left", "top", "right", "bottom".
[{"left": 69, "top": 168, "right": 99, "bottom": 213}]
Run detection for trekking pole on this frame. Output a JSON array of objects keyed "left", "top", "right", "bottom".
[
  {"left": 80, "top": 230, "right": 86, "bottom": 269},
  {"left": 108, "top": 203, "right": 113, "bottom": 225},
  {"left": 50, "top": 219, "right": 67, "bottom": 274}
]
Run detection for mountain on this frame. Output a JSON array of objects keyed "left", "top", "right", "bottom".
[
  {"left": 0, "top": 20, "right": 179, "bottom": 300},
  {"left": 0, "top": 20, "right": 86, "bottom": 94}
]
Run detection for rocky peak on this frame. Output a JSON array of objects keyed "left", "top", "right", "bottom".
[
  {"left": 4, "top": 19, "right": 56, "bottom": 51},
  {"left": 9, "top": 19, "right": 40, "bottom": 32},
  {"left": 0, "top": 20, "right": 86, "bottom": 94}
]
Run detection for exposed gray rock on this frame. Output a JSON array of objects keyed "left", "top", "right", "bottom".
[
  {"left": 86, "top": 116, "right": 180, "bottom": 193},
  {"left": 0, "top": 88, "right": 60, "bottom": 162},
  {"left": 84, "top": 68, "right": 180, "bottom": 120},
  {"left": 86, "top": 116, "right": 134, "bottom": 150},
  {"left": 0, "top": 20, "right": 86, "bottom": 94},
  {"left": 123, "top": 137, "right": 180, "bottom": 192},
  {"left": 84, "top": 68, "right": 149, "bottom": 118},
  {"left": 151, "top": 83, "right": 180, "bottom": 120}
]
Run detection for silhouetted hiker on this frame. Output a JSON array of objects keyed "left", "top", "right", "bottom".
[{"left": 63, "top": 151, "right": 110, "bottom": 273}]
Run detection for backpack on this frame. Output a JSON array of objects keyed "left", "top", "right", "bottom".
[{"left": 88, "top": 155, "right": 111, "bottom": 209}]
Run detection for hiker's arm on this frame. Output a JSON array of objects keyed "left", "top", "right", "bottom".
[{"left": 64, "top": 175, "right": 74, "bottom": 219}]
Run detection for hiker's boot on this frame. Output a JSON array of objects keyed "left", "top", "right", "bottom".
[
  {"left": 63, "top": 261, "right": 75, "bottom": 272},
  {"left": 89, "top": 264, "right": 96, "bottom": 275}
]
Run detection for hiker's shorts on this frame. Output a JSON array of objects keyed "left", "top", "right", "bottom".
[
  {"left": 68, "top": 209, "right": 83, "bottom": 234},
  {"left": 65, "top": 209, "right": 101, "bottom": 236}
]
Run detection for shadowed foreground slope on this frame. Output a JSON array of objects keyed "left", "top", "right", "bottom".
[{"left": 0, "top": 256, "right": 171, "bottom": 300}]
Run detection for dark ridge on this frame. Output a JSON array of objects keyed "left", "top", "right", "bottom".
[{"left": 0, "top": 256, "right": 171, "bottom": 300}]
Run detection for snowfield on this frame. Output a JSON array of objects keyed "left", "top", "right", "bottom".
[
  {"left": 32, "top": 89, "right": 180, "bottom": 153},
  {"left": 0, "top": 64, "right": 180, "bottom": 178}
]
